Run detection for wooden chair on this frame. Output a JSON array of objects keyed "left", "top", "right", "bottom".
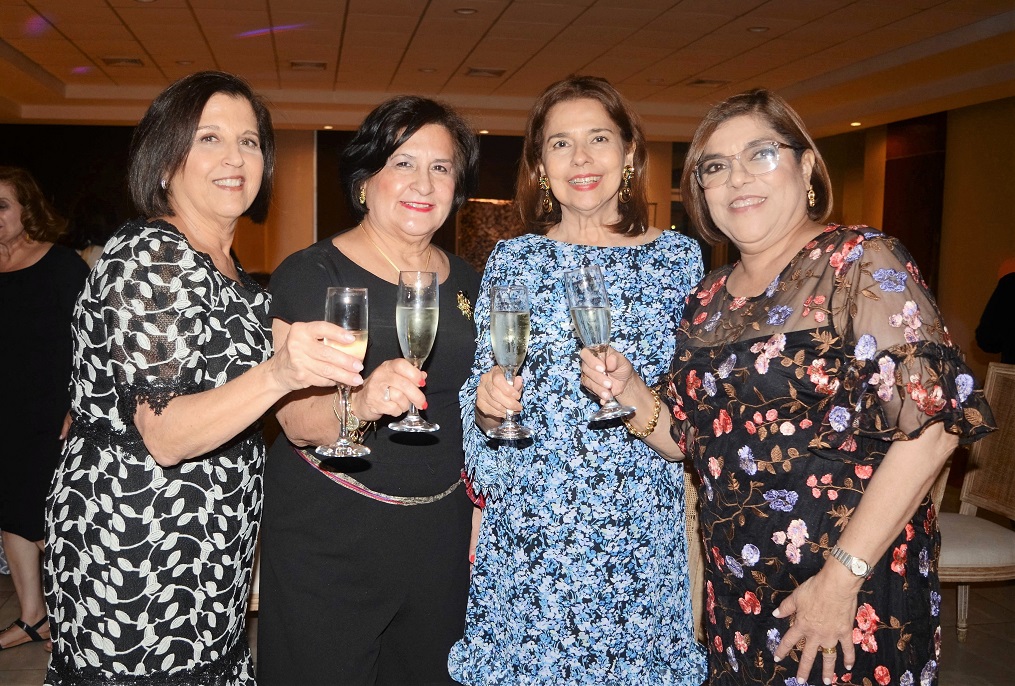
[
  {"left": 683, "top": 468, "right": 707, "bottom": 642},
  {"left": 937, "top": 362, "right": 1015, "bottom": 642}
]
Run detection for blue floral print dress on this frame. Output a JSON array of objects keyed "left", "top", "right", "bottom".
[
  {"left": 448, "top": 231, "right": 708, "bottom": 686},
  {"left": 664, "top": 225, "right": 994, "bottom": 686}
]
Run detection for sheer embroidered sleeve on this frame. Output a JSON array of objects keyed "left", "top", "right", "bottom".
[
  {"left": 816, "top": 231, "right": 994, "bottom": 454},
  {"left": 96, "top": 223, "right": 212, "bottom": 428}
]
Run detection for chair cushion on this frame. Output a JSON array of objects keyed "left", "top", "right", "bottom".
[{"left": 938, "top": 512, "right": 1015, "bottom": 570}]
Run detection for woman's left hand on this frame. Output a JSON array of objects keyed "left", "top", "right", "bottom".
[{"left": 772, "top": 565, "right": 861, "bottom": 685}]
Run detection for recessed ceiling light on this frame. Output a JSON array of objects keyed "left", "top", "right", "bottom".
[
  {"left": 685, "top": 78, "right": 731, "bottom": 88},
  {"left": 176, "top": 60, "right": 193, "bottom": 66},
  {"left": 419, "top": 67, "right": 437, "bottom": 73},
  {"left": 850, "top": 121, "right": 862, "bottom": 127},
  {"left": 478, "top": 129, "right": 489, "bottom": 134},
  {"left": 747, "top": 26, "right": 769, "bottom": 33},
  {"left": 454, "top": 8, "right": 478, "bottom": 15},
  {"left": 323, "top": 125, "right": 333, "bottom": 130},
  {"left": 101, "top": 56, "right": 144, "bottom": 67},
  {"left": 290, "top": 60, "right": 327, "bottom": 71},
  {"left": 465, "top": 67, "right": 505, "bottom": 78}
]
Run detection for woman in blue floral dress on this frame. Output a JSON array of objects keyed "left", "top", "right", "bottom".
[
  {"left": 580, "top": 89, "right": 995, "bottom": 686},
  {"left": 448, "top": 76, "right": 707, "bottom": 685}
]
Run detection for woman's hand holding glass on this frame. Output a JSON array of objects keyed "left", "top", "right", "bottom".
[
  {"left": 484, "top": 284, "right": 534, "bottom": 440},
  {"left": 562, "top": 265, "right": 635, "bottom": 421},
  {"left": 475, "top": 366, "right": 525, "bottom": 432},
  {"left": 578, "top": 345, "right": 637, "bottom": 406},
  {"left": 269, "top": 320, "right": 366, "bottom": 392},
  {"left": 390, "top": 271, "right": 440, "bottom": 432},
  {"left": 319, "top": 287, "right": 370, "bottom": 458},
  {"left": 349, "top": 358, "right": 429, "bottom": 425}
]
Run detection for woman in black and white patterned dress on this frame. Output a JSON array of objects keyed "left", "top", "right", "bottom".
[{"left": 44, "top": 71, "right": 365, "bottom": 686}]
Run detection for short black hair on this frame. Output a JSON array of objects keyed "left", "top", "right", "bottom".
[
  {"left": 340, "top": 96, "right": 479, "bottom": 223},
  {"left": 128, "top": 71, "right": 276, "bottom": 223}
]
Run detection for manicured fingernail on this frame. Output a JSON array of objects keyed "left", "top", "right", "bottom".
[
  {"left": 418, "top": 378, "right": 426, "bottom": 387},
  {"left": 772, "top": 608, "right": 781, "bottom": 618},
  {"left": 845, "top": 664, "right": 853, "bottom": 670},
  {"left": 421, "top": 401, "right": 428, "bottom": 410},
  {"left": 824, "top": 679, "right": 832, "bottom": 685},
  {"left": 773, "top": 655, "right": 781, "bottom": 663},
  {"left": 469, "top": 553, "right": 475, "bottom": 564}
]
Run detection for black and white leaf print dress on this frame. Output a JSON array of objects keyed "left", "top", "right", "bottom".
[{"left": 44, "top": 219, "right": 271, "bottom": 686}]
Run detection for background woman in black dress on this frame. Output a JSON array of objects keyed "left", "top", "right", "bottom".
[
  {"left": 0, "top": 167, "right": 88, "bottom": 652},
  {"left": 257, "top": 96, "right": 481, "bottom": 686}
]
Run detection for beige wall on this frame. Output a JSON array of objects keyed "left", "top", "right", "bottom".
[
  {"left": 645, "top": 140, "right": 672, "bottom": 232},
  {"left": 939, "top": 96, "right": 1015, "bottom": 380},
  {"left": 233, "top": 129, "right": 318, "bottom": 272}
]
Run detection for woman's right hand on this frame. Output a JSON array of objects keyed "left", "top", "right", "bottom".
[
  {"left": 269, "top": 321, "right": 365, "bottom": 392},
  {"left": 352, "top": 358, "right": 428, "bottom": 422},
  {"left": 476, "top": 366, "right": 523, "bottom": 423}
]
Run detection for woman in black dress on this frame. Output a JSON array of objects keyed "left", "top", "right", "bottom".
[
  {"left": 580, "top": 89, "right": 995, "bottom": 685},
  {"left": 256, "top": 96, "right": 481, "bottom": 686},
  {"left": 44, "top": 72, "right": 364, "bottom": 685},
  {"left": 0, "top": 167, "right": 88, "bottom": 652}
]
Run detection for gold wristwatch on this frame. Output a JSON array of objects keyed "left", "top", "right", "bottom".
[{"left": 830, "top": 545, "right": 871, "bottom": 577}]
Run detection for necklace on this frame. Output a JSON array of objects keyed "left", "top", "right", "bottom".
[{"left": 362, "top": 226, "right": 432, "bottom": 277}]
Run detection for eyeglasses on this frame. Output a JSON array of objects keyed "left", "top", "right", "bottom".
[{"left": 693, "top": 141, "right": 798, "bottom": 189}]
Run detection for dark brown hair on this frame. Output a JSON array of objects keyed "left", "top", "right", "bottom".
[
  {"left": 0, "top": 166, "right": 67, "bottom": 242},
  {"left": 128, "top": 71, "right": 276, "bottom": 223},
  {"left": 517, "top": 75, "right": 649, "bottom": 236},
  {"left": 680, "top": 88, "right": 833, "bottom": 244},
  {"left": 341, "top": 96, "right": 480, "bottom": 223}
]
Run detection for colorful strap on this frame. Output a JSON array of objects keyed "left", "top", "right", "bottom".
[{"left": 294, "top": 446, "right": 462, "bottom": 506}]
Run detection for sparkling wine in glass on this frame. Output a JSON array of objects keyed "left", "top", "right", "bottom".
[
  {"left": 561, "top": 265, "right": 635, "bottom": 421},
  {"left": 486, "top": 284, "right": 534, "bottom": 440},
  {"left": 389, "top": 271, "right": 440, "bottom": 432},
  {"left": 318, "top": 287, "right": 370, "bottom": 458}
]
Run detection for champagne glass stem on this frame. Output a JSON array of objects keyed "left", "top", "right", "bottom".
[
  {"left": 503, "top": 368, "right": 519, "bottom": 424},
  {"left": 338, "top": 384, "right": 352, "bottom": 441}
]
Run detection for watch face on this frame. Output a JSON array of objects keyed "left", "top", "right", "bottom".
[{"left": 850, "top": 559, "right": 868, "bottom": 576}]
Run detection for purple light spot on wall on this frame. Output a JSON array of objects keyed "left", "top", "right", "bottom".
[
  {"left": 235, "top": 23, "right": 306, "bottom": 38},
  {"left": 71, "top": 66, "right": 92, "bottom": 75},
  {"left": 23, "top": 15, "right": 49, "bottom": 36}
]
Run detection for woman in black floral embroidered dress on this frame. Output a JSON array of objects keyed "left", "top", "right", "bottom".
[
  {"left": 44, "top": 72, "right": 365, "bottom": 685},
  {"left": 580, "top": 89, "right": 994, "bottom": 686}
]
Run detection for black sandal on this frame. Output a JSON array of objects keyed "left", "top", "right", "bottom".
[{"left": 0, "top": 616, "right": 49, "bottom": 650}]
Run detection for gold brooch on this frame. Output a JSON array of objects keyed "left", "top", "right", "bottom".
[{"left": 457, "top": 290, "right": 473, "bottom": 320}]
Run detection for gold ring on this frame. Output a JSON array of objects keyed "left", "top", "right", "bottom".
[{"left": 819, "top": 645, "right": 838, "bottom": 656}]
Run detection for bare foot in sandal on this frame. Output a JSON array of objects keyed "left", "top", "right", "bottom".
[{"left": 0, "top": 617, "right": 50, "bottom": 651}]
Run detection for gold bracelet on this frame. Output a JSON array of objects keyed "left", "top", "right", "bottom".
[
  {"left": 623, "top": 388, "right": 661, "bottom": 439},
  {"left": 332, "top": 391, "right": 372, "bottom": 444}
]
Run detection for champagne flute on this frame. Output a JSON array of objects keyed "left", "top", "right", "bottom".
[
  {"left": 390, "top": 271, "right": 440, "bottom": 432},
  {"left": 561, "top": 265, "right": 635, "bottom": 421},
  {"left": 486, "top": 284, "right": 534, "bottom": 440},
  {"left": 318, "top": 287, "right": 370, "bottom": 458}
]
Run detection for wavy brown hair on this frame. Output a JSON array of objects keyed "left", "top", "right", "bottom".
[
  {"left": 0, "top": 166, "right": 67, "bottom": 242},
  {"left": 680, "top": 88, "right": 833, "bottom": 245},
  {"left": 517, "top": 76, "right": 649, "bottom": 236}
]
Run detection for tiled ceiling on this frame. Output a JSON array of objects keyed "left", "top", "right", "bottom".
[{"left": 0, "top": 0, "right": 1012, "bottom": 139}]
